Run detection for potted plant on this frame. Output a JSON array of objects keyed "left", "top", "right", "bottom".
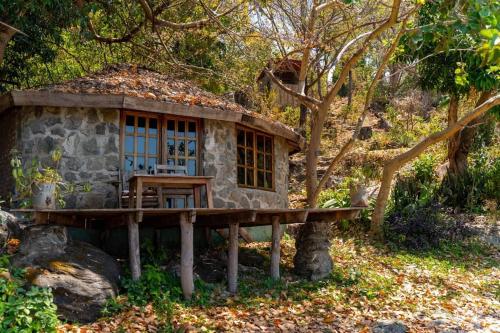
[{"left": 10, "top": 149, "right": 89, "bottom": 209}]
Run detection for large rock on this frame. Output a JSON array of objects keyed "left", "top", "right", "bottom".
[
  {"left": 0, "top": 210, "right": 23, "bottom": 247},
  {"left": 293, "top": 222, "right": 333, "bottom": 280},
  {"left": 372, "top": 320, "right": 408, "bottom": 333},
  {"left": 11, "top": 225, "right": 121, "bottom": 323}
]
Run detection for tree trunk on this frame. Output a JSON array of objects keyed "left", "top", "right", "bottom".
[
  {"left": 370, "top": 94, "right": 500, "bottom": 238},
  {"left": 448, "top": 91, "right": 493, "bottom": 175}
]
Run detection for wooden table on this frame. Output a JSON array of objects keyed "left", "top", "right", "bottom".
[{"left": 128, "top": 175, "right": 214, "bottom": 212}]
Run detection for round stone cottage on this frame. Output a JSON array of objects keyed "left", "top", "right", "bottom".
[{"left": 0, "top": 64, "right": 303, "bottom": 241}]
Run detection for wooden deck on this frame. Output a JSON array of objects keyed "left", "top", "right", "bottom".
[{"left": 12, "top": 207, "right": 363, "bottom": 298}]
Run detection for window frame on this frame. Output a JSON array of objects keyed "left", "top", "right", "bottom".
[
  {"left": 120, "top": 110, "right": 202, "bottom": 176},
  {"left": 236, "top": 125, "right": 275, "bottom": 191}
]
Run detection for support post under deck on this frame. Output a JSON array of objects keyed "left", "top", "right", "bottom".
[
  {"left": 227, "top": 222, "right": 239, "bottom": 293},
  {"left": 270, "top": 215, "right": 281, "bottom": 280},
  {"left": 127, "top": 213, "right": 141, "bottom": 280},
  {"left": 180, "top": 211, "right": 195, "bottom": 299}
]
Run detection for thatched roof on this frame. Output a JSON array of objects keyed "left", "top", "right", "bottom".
[{"left": 0, "top": 64, "right": 303, "bottom": 148}]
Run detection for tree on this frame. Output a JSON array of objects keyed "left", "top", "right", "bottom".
[
  {"left": 398, "top": 0, "right": 499, "bottom": 176},
  {"left": 370, "top": 0, "right": 500, "bottom": 238},
  {"left": 0, "top": 0, "right": 85, "bottom": 91},
  {"left": 249, "top": 0, "right": 417, "bottom": 278}
]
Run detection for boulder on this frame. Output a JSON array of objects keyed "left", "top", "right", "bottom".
[
  {"left": 11, "top": 225, "right": 121, "bottom": 323},
  {"left": 0, "top": 210, "right": 23, "bottom": 244},
  {"left": 372, "top": 320, "right": 408, "bottom": 333},
  {"left": 293, "top": 222, "right": 333, "bottom": 280}
]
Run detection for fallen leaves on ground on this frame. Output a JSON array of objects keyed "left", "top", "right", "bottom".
[{"left": 59, "top": 236, "right": 499, "bottom": 333}]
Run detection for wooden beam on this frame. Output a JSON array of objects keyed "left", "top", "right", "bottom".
[
  {"left": 11, "top": 91, "right": 124, "bottom": 109},
  {"left": 127, "top": 214, "right": 141, "bottom": 280},
  {"left": 123, "top": 96, "right": 243, "bottom": 122},
  {"left": 270, "top": 215, "right": 281, "bottom": 280},
  {"left": 180, "top": 211, "right": 195, "bottom": 299},
  {"left": 227, "top": 222, "right": 239, "bottom": 294}
]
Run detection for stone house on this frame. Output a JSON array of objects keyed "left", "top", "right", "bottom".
[{"left": 0, "top": 64, "right": 303, "bottom": 228}]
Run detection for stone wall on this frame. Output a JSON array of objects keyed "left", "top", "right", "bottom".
[
  {"left": 17, "top": 106, "right": 120, "bottom": 208},
  {"left": 202, "top": 119, "right": 289, "bottom": 209},
  {"left": 3, "top": 106, "right": 290, "bottom": 212}
]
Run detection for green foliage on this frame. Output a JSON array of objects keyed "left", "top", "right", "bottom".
[
  {"left": 0, "top": 0, "right": 88, "bottom": 92},
  {"left": 399, "top": 0, "right": 499, "bottom": 96},
  {"left": 389, "top": 154, "right": 438, "bottom": 214},
  {"left": 440, "top": 148, "right": 500, "bottom": 212},
  {"left": 318, "top": 187, "right": 351, "bottom": 209},
  {"left": 0, "top": 257, "right": 59, "bottom": 332},
  {"left": 10, "top": 149, "right": 90, "bottom": 208}
]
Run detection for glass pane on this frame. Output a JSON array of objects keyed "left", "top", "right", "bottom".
[
  {"left": 247, "top": 169, "right": 254, "bottom": 186},
  {"left": 137, "top": 117, "right": 146, "bottom": 134},
  {"left": 246, "top": 149, "right": 253, "bottom": 167},
  {"left": 125, "top": 156, "right": 134, "bottom": 172},
  {"left": 137, "top": 137, "right": 145, "bottom": 154},
  {"left": 187, "top": 159, "right": 196, "bottom": 176},
  {"left": 178, "top": 159, "right": 185, "bottom": 166},
  {"left": 167, "top": 139, "right": 175, "bottom": 156},
  {"left": 148, "top": 138, "right": 157, "bottom": 154},
  {"left": 149, "top": 118, "right": 158, "bottom": 135},
  {"left": 265, "top": 137, "right": 272, "bottom": 153},
  {"left": 148, "top": 158, "right": 157, "bottom": 174},
  {"left": 177, "top": 121, "right": 185, "bottom": 137},
  {"left": 166, "top": 198, "right": 174, "bottom": 208},
  {"left": 136, "top": 157, "right": 145, "bottom": 171},
  {"left": 237, "top": 167, "right": 245, "bottom": 185},
  {"left": 126, "top": 116, "right": 135, "bottom": 133},
  {"left": 237, "top": 129, "right": 245, "bottom": 146},
  {"left": 177, "top": 140, "right": 185, "bottom": 156},
  {"left": 257, "top": 153, "right": 264, "bottom": 169},
  {"left": 125, "top": 136, "right": 134, "bottom": 153},
  {"left": 167, "top": 120, "right": 175, "bottom": 137},
  {"left": 176, "top": 198, "right": 186, "bottom": 208},
  {"left": 257, "top": 171, "right": 265, "bottom": 187},
  {"left": 257, "top": 135, "right": 264, "bottom": 152},
  {"left": 265, "top": 172, "right": 273, "bottom": 188},
  {"left": 237, "top": 147, "right": 245, "bottom": 165},
  {"left": 188, "top": 140, "right": 196, "bottom": 157},
  {"left": 265, "top": 154, "right": 273, "bottom": 170},
  {"left": 188, "top": 122, "right": 196, "bottom": 138},
  {"left": 187, "top": 195, "right": 194, "bottom": 208},
  {"left": 167, "top": 159, "right": 175, "bottom": 166},
  {"left": 188, "top": 160, "right": 196, "bottom": 176},
  {"left": 246, "top": 131, "right": 253, "bottom": 147}
]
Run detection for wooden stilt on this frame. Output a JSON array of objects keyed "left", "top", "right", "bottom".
[
  {"left": 227, "top": 222, "right": 239, "bottom": 293},
  {"left": 180, "top": 211, "right": 195, "bottom": 300},
  {"left": 270, "top": 215, "right": 281, "bottom": 280},
  {"left": 127, "top": 213, "right": 141, "bottom": 280}
]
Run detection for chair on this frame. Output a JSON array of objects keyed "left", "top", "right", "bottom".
[
  {"left": 154, "top": 164, "right": 189, "bottom": 207},
  {"left": 154, "top": 164, "right": 187, "bottom": 175}
]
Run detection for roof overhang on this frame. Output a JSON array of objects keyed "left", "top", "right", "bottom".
[{"left": 0, "top": 90, "right": 305, "bottom": 152}]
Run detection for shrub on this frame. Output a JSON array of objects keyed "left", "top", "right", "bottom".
[
  {"left": 0, "top": 256, "right": 59, "bottom": 332},
  {"left": 385, "top": 205, "right": 474, "bottom": 250},
  {"left": 440, "top": 149, "right": 500, "bottom": 212}
]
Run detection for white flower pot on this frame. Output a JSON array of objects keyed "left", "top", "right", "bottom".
[{"left": 32, "top": 183, "right": 56, "bottom": 209}]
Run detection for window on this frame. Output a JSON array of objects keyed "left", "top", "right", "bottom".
[
  {"left": 237, "top": 127, "right": 274, "bottom": 190},
  {"left": 122, "top": 112, "right": 199, "bottom": 176},
  {"left": 124, "top": 114, "right": 160, "bottom": 174},
  {"left": 165, "top": 119, "right": 198, "bottom": 176}
]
